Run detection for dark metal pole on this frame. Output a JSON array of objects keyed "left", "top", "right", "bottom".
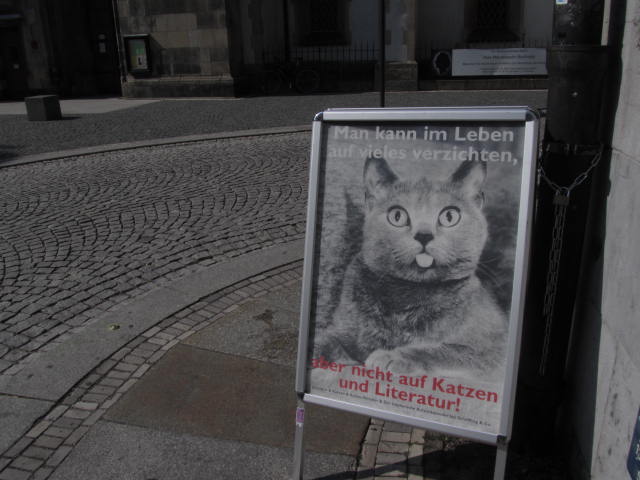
[
  {"left": 553, "top": 0, "right": 606, "bottom": 44},
  {"left": 513, "top": 0, "right": 610, "bottom": 455},
  {"left": 111, "top": 0, "right": 126, "bottom": 85},
  {"left": 379, "top": 0, "right": 385, "bottom": 108},
  {"left": 282, "top": 0, "right": 291, "bottom": 63}
]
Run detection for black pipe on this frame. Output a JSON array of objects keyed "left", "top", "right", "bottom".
[
  {"left": 111, "top": 0, "right": 126, "bottom": 85},
  {"left": 379, "top": 0, "right": 385, "bottom": 108},
  {"left": 512, "top": 0, "right": 612, "bottom": 456},
  {"left": 282, "top": 0, "right": 291, "bottom": 63}
]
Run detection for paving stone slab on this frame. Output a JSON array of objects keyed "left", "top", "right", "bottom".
[
  {"left": 184, "top": 296, "right": 300, "bottom": 367},
  {"left": 104, "top": 345, "right": 369, "bottom": 456},
  {"left": 255, "top": 281, "right": 302, "bottom": 313},
  {"left": 0, "top": 396, "right": 53, "bottom": 453},
  {"left": 50, "top": 420, "right": 356, "bottom": 480}
]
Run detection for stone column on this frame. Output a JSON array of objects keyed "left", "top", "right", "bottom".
[{"left": 385, "top": 0, "right": 417, "bottom": 90}]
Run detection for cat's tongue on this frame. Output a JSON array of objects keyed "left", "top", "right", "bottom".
[{"left": 415, "top": 253, "right": 434, "bottom": 269}]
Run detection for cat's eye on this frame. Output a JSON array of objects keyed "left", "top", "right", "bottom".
[
  {"left": 438, "top": 207, "right": 461, "bottom": 227},
  {"left": 387, "top": 207, "right": 410, "bottom": 227}
]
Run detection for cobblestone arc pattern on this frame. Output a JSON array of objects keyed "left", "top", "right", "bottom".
[{"left": 0, "top": 133, "right": 310, "bottom": 374}]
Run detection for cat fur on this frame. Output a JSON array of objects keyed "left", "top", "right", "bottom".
[{"left": 314, "top": 157, "right": 507, "bottom": 380}]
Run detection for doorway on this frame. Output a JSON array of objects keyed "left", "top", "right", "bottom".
[{"left": 0, "top": 26, "right": 27, "bottom": 99}]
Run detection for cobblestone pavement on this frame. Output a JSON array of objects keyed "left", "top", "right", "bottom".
[
  {"left": 0, "top": 91, "right": 547, "bottom": 159},
  {"left": 0, "top": 132, "right": 309, "bottom": 376}
]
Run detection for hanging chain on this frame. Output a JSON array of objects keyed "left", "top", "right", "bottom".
[
  {"left": 537, "top": 144, "right": 603, "bottom": 376},
  {"left": 538, "top": 144, "right": 604, "bottom": 195}
]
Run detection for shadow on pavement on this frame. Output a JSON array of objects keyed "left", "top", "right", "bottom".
[
  {"left": 313, "top": 470, "right": 358, "bottom": 480},
  {"left": 0, "top": 145, "right": 19, "bottom": 161},
  {"left": 25, "top": 116, "right": 81, "bottom": 122}
]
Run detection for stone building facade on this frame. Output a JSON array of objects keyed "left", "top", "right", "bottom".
[
  {"left": 0, "top": 0, "right": 120, "bottom": 99},
  {"left": 115, "top": 0, "right": 234, "bottom": 97},
  {"left": 113, "top": 0, "right": 553, "bottom": 97},
  {"left": 0, "top": 0, "right": 554, "bottom": 98}
]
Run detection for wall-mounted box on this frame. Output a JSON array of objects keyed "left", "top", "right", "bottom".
[{"left": 123, "top": 34, "right": 151, "bottom": 76}]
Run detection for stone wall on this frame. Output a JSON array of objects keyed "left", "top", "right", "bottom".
[
  {"left": 117, "top": 0, "right": 234, "bottom": 97},
  {"left": 0, "top": 0, "right": 54, "bottom": 97},
  {"left": 15, "top": 0, "right": 54, "bottom": 92},
  {"left": 565, "top": 0, "right": 640, "bottom": 477}
]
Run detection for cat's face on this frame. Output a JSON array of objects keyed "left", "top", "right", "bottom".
[{"left": 361, "top": 157, "right": 488, "bottom": 283}]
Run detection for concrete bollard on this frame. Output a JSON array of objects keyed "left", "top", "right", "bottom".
[{"left": 25, "top": 95, "right": 62, "bottom": 121}]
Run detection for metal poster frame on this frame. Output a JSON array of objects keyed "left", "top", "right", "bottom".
[{"left": 293, "top": 107, "right": 538, "bottom": 480}]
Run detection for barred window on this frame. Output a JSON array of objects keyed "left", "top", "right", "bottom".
[
  {"left": 297, "top": 0, "right": 348, "bottom": 45},
  {"left": 310, "top": 0, "right": 339, "bottom": 36},
  {"left": 468, "top": 0, "right": 518, "bottom": 42},
  {"left": 477, "top": 0, "right": 507, "bottom": 30}
]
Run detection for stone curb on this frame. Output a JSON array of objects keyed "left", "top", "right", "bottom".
[{"left": 0, "top": 124, "right": 312, "bottom": 169}]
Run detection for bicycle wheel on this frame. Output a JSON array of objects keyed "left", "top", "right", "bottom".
[
  {"left": 260, "top": 69, "right": 284, "bottom": 95},
  {"left": 293, "top": 68, "right": 320, "bottom": 94}
]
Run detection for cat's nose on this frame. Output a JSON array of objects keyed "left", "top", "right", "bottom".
[{"left": 414, "top": 231, "right": 434, "bottom": 246}]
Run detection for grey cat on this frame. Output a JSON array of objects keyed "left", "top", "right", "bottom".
[{"left": 314, "top": 157, "right": 507, "bottom": 380}]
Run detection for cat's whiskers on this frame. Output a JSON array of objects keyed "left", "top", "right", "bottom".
[
  {"left": 476, "top": 263, "right": 501, "bottom": 288},
  {"left": 476, "top": 253, "right": 503, "bottom": 263}
]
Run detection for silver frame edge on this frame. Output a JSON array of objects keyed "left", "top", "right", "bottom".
[
  {"left": 295, "top": 119, "right": 323, "bottom": 393},
  {"left": 322, "top": 106, "right": 530, "bottom": 122},
  {"left": 497, "top": 114, "right": 538, "bottom": 438},
  {"left": 304, "top": 393, "right": 499, "bottom": 445}
]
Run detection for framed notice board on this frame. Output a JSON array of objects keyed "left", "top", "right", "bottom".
[{"left": 294, "top": 107, "right": 538, "bottom": 452}]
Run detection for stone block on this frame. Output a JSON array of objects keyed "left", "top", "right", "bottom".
[
  {"left": 121, "top": 75, "right": 236, "bottom": 98},
  {"left": 364, "top": 424, "right": 382, "bottom": 444},
  {"left": 384, "top": 421, "right": 412, "bottom": 433},
  {"left": 207, "top": 0, "right": 225, "bottom": 9},
  {"left": 163, "top": 12, "right": 197, "bottom": 32},
  {"left": 410, "top": 428, "right": 426, "bottom": 444},
  {"left": 167, "top": 30, "right": 189, "bottom": 48},
  {"left": 25, "top": 95, "right": 62, "bottom": 121},
  {"left": 379, "top": 441, "right": 410, "bottom": 454},
  {"left": 385, "top": 62, "right": 418, "bottom": 91},
  {"left": 196, "top": 12, "right": 218, "bottom": 29},
  {"left": 381, "top": 431, "right": 411, "bottom": 443}
]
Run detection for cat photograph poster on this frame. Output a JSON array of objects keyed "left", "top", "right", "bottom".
[{"left": 298, "top": 109, "right": 537, "bottom": 437}]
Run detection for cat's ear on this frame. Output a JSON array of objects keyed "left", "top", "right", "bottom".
[
  {"left": 450, "top": 161, "right": 487, "bottom": 206},
  {"left": 364, "top": 157, "right": 397, "bottom": 203}
]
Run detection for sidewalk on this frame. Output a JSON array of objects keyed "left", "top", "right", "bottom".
[
  {"left": 14, "top": 258, "right": 365, "bottom": 480},
  {"left": 0, "top": 91, "right": 547, "bottom": 160}
]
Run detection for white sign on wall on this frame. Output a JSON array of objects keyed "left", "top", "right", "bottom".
[{"left": 452, "top": 48, "right": 547, "bottom": 77}]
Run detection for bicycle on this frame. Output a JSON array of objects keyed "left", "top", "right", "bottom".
[{"left": 259, "top": 58, "right": 320, "bottom": 95}]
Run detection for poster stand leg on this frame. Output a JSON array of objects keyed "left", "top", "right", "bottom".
[
  {"left": 292, "top": 395, "right": 306, "bottom": 480},
  {"left": 493, "top": 438, "right": 508, "bottom": 480}
]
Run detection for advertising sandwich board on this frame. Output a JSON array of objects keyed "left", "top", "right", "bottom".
[{"left": 293, "top": 107, "right": 538, "bottom": 479}]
